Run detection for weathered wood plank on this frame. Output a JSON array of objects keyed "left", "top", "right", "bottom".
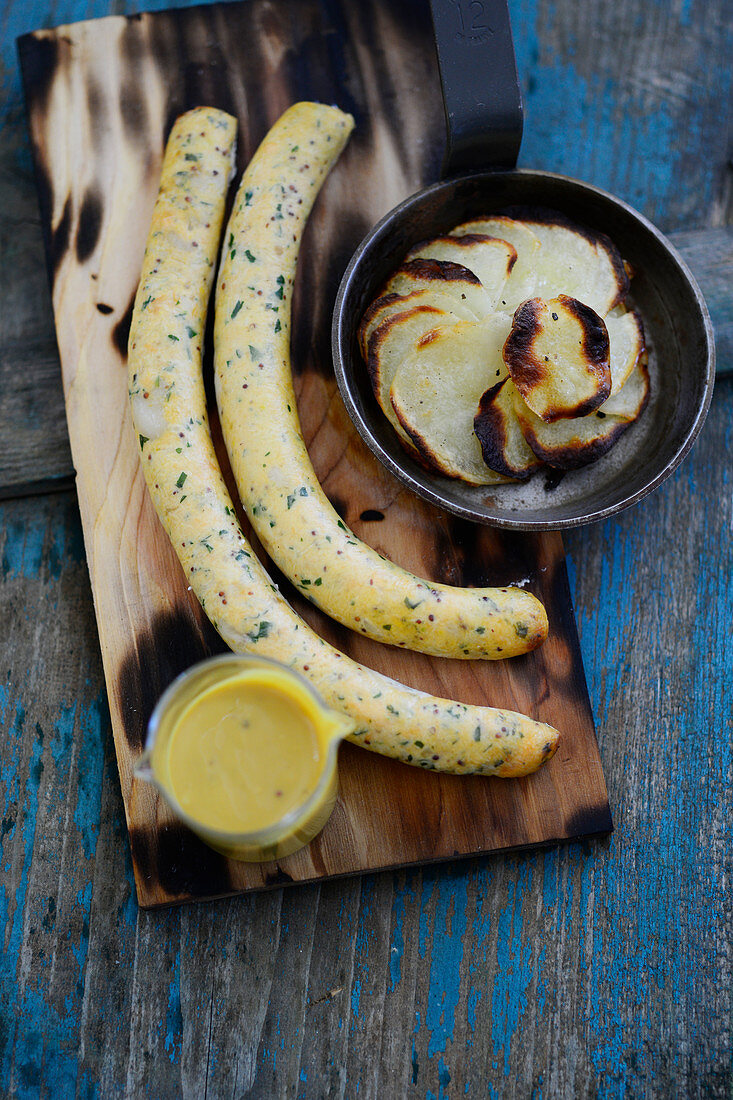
[
  {"left": 513, "top": 0, "right": 733, "bottom": 233},
  {"left": 1, "top": 0, "right": 731, "bottom": 1094},
  {"left": 0, "top": 122, "right": 73, "bottom": 498},
  {"left": 671, "top": 227, "right": 733, "bottom": 377},
  {"left": 0, "top": 0, "right": 212, "bottom": 501}
]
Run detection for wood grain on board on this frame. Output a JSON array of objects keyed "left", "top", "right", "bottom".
[
  {"left": 18, "top": 0, "right": 610, "bottom": 907},
  {"left": 4, "top": 0, "right": 732, "bottom": 1094}
]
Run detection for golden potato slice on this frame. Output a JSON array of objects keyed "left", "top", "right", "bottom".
[
  {"left": 503, "top": 296, "right": 611, "bottom": 422},
  {"left": 450, "top": 216, "right": 539, "bottom": 253},
  {"left": 449, "top": 216, "right": 541, "bottom": 310},
  {"left": 597, "top": 357, "right": 650, "bottom": 421},
  {"left": 389, "top": 316, "right": 513, "bottom": 485},
  {"left": 514, "top": 390, "right": 631, "bottom": 470},
  {"left": 474, "top": 377, "right": 543, "bottom": 480},
  {"left": 358, "top": 292, "right": 403, "bottom": 358},
  {"left": 405, "top": 235, "right": 517, "bottom": 310},
  {"left": 605, "top": 308, "right": 645, "bottom": 394},
  {"left": 367, "top": 305, "right": 453, "bottom": 437},
  {"left": 384, "top": 258, "right": 493, "bottom": 318},
  {"left": 508, "top": 211, "right": 629, "bottom": 315},
  {"left": 358, "top": 287, "right": 479, "bottom": 358}
]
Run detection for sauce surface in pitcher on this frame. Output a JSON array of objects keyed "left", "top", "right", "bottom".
[{"left": 161, "top": 668, "right": 326, "bottom": 833}]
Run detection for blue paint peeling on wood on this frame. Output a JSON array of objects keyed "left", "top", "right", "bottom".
[
  {"left": 513, "top": 0, "right": 733, "bottom": 230},
  {"left": 403, "top": 841, "right": 697, "bottom": 1092},
  {"left": 0, "top": 694, "right": 24, "bottom": 864},
  {"left": 423, "top": 871, "right": 467, "bottom": 1059},
  {"left": 412, "top": 1018, "right": 421, "bottom": 1085},
  {"left": 0, "top": 502, "right": 86, "bottom": 581},
  {"left": 348, "top": 874, "right": 379, "bottom": 1034},
  {"left": 1, "top": 515, "right": 44, "bottom": 579},
  {"left": 0, "top": 634, "right": 127, "bottom": 1093},
  {"left": 71, "top": 693, "right": 107, "bottom": 861},
  {"left": 350, "top": 978, "right": 361, "bottom": 1021},
  {"left": 2, "top": 0, "right": 732, "bottom": 1093},
  {"left": 466, "top": 984, "right": 481, "bottom": 1037},
  {"left": 1, "top": 699, "right": 43, "bottom": 1091},
  {"left": 388, "top": 873, "right": 416, "bottom": 991},
  {"left": 490, "top": 863, "right": 535, "bottom": 1075},
  {"left": 77, "top": 1071, "right": 100, "bottom": 1099},
  {"left": 164, "top": 949, "right": 183, "bottom": 1063}
]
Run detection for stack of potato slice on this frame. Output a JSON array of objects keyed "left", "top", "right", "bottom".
[{"left": 358, "top": 212, "right": 648, "bottom": 483}]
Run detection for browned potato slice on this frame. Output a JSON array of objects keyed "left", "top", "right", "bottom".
[
  {"left": 507, "top": 211, "right": 629, "bottom": 315},
  {"left": 358, "top": 287, "right": 479, "bottom": 358},
  {"left": 405, "top": 235, "right": 517, "bottom": 310},
  {"left": 606, "top": 309, "right": 645, "bottom": 394},
  {"left": 474, "top": 377, "right": 543, "bottom": 480},
  {"left": 358, "top": 292, "right": 403, "bottom": 358},
  {"left": 514, "top": 390, "right": 631, "bottom": 469},
  {"left": 597, "top": 357, "right": 650, "bottom": 421},
  {"left": 503, "top": 296, "right": 611, "bottom": 422},
  {"left": 450, "top": 217, "right": 541, "bottom": 309},
  {"left": 450, "top": 216, "right": 539, "bottom": 252},
  {"left": 367, "top": 305, "right": 453, "bottom": 439},
  {"left": 389, "top": 317, "right": 513, "bottom": 485},
  {"left": 384, "top": 258, "right": 493, "bottom": 317}
]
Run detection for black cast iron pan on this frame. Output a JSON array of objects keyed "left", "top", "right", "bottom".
[{"left": 332, "top": 0, "right": 715, "bottom": 529}]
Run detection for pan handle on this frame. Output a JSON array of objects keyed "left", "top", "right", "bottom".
[{"left": 428, "top": 0, "right": 523, "bottom": 176}]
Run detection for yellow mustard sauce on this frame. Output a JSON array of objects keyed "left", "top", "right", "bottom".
[
  {"left": 166, "top": 671, "right": 325, "bottom": 832},
  {"left": 139, "top": 656, "right": 353, "bottom": 861}
]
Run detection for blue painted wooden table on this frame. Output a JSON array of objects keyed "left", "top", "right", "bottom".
[{"left": 0, "top": 0, "right": 731, "bottom": 1095}]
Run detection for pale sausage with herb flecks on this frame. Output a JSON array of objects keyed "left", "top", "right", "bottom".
[
  {"left": 213, "top": 101, "right": 548, "bottom": 661},
  {"left": 127, "top": 105, "right": 560, "bottom": 777}
]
